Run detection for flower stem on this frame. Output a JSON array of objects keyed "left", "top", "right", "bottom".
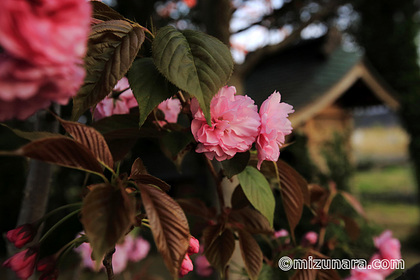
[
  {"left": 37, "top": 202, "right": 82, "bottom": 225},
  {"left": 205, "top": 158, "right": 225, "bottom": 210},
  {"left": 39, "top": 209, "right": 81, "bottom": 244},
  {"left": 103, "top": 248, "right": 116, "bottom": 280}
]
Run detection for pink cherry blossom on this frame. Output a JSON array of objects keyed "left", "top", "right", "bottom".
[
  {"left": 273, "top": 229, "right": 289, "bottom": 239},
  {"left": 191, "top": 86, "right": 261, "bottom": 161},
  {"left": 195, "top": 255, "right": 213, "bottom": 277},
  {"left": 0, "top": 55, "right": 85, "bottom": 121},
  {"left": 373, "top": 230, "right": 401, "bottom": 260},
  {"left": 256, "top": 91, "right": 294, "bottom": 169},
  {"left": 93, "top": 78, "right": 138, "bottom": 120},
  {"left": 75, "top": 234, "right": 150, "bottom": 274},
  {"left": 0, "top": 0, "right": 91, "bottom": 66},
  {"left": 158, "top": 98, "right": 182, "bottom": 125},
  {"left": 302, "top": 231, "right": 318, "bottom": 246}
]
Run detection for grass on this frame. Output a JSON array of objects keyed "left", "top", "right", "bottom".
[
  {"left": 353, "top": 164, "right": 420, "bottom": 270},
  {"left": 353, "top": 164, "right": 416, "bottom": 195}
]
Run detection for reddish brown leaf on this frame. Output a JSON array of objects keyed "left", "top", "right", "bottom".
[
  {"left": 130, "top": 157, "right": 148, "bottom": 177},
  {"left": 81, "top": 183, "right": 136, "bottom": 265},
  {"left": 58, "top": 118, "right": 114, "bottom": 169},
  {"left": 138, "top": 183, "right": 190, "bottom": 278},
  {"left": 291, "top": 268, "right": 317, "bottom": 280},
  {"left": 279, "top": 169, "right": 304, "bottom": 242},
  {"left": 340, "top": 191, "right": 366, "bottom": 218},
  {"left": 229, "top": 207, "right": 273, "bottom": 235},
  {"left": 131, "top": 174, "right": 171, "bottom": 192},
  {"left": 177, "top": 198, "right": 216, "bottom": 220},
  {"left": 341, "top": 215, "right": 360, "bottom": 241},
  {"left": 12, "top": 137, "right": 104, "bottom": 175},
  {"left": 277, "top": 160, "right": 310, "bottom": 206},
  {"left": 237, "top": 229, "right": 263, "bottom": 280},
  {"left": 204, "top": 226, "right": 235, "bottom": 275}
]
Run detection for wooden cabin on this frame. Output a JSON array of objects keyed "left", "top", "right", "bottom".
[{"left": 245, "top": 37, "right": 400, "bottom": 172}]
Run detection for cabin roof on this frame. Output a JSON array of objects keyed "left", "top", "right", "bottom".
[{"left": 244, "top": 38, "right": 399, "bottom": 127}]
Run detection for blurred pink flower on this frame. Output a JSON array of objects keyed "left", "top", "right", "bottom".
[
  {"left": 0, "top": 55, "right": 85, "bottom": 121},
  {"left": 93, "top": 78, "right": 138, "bottom": 120},
  {"left": 374, "top": 230, "right": 401, "bottom": 260},
  {"left": 273, "top": 229, "right": 289, "bottom": 239},
  {"left": 157, "top": 97, "right": 182, "bottom": 125},
  {"left": 256, "top": 91, "right": 293, "bottom": 169},
  {"left": 346, "top": 267, "right": 384, "bottom": 280},
  {"left": 75, "top": 234, "right": 150, "bottom": 274},
  {"left": 3, "top": 248, "right": 37, "bottom": 280},
  {"left": 191, "top": 86, "right": 261, "bottom": 161},
  {"left": 195, "top": 255, "right": 213, "bottom": 277},
  {"left": 0, "top": 0, "right": 91, "bottom": 66},
  {"left": 179, "top": 254, "right": 194, "bottom": 278},
  {"left": 302, "top": 231, "right": 318, "bottom": 246}
]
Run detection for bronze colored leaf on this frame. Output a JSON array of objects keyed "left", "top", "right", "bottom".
[
  {"left": 11, "top": 137, "right": 104, "bottom": 175},
  {"left": 138, "top": 183, "right": 190, "bottom": 278},
  {"left": 81, "top": 183, "right": 136, "bottom": 265},
  {"left": 341, "top": 215, "right": 360, "bottom": 241},
  {"left": 130, "top": 157, "right": 148, "bottom": 177},
  {"left": 277, "top": 159, "right": 310, "bottom": 206},
  {"left": 58, "top": 118, "right": 113, "bottom": 169},
  {"left": 204, "top": 226, "right": 235, "bottom": 275},
  {"left": 340, "top": 191, "right": 366, "bottom": 218},
  {"left": 131, "top": 174, "right": 171, "bottom": 192},
  {"left": 229, "top": 207, "right": 273, "bottom": 235},
  {"left": 279, "top": 166, "right": 304, "bottom": 242},
  {"left": 237, "top": 229, "right": 263, "bottom": 280},
  {"left": 177, "top": 198, "right": 216, "bottom": 220},
  {"left": 291, "top": 268, "right": 317, "bottom": 280}
]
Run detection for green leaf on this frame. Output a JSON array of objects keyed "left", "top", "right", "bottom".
[
  {"left": 152, "top": 26, "right": 234, "bottom": 124},
  {"left": 237, "top": 229, "right": 263, "bottom": 280},
  {"left": 81, "top": 183, "right": 136, "bottom": 266},
  {"left": 138, "top": 183, "right": 190, "bottom": 278},
  {"left": 72, "top": 20, "right": 145, "bottom": 120},
  {"left": 161, "top": 131, "right": 194, "bottom": 159},
  {"left": 237, "top": 166, "right": 275, "bottom": 227},
  {"left": 128, "top": 58, "right": 178, "bottom": 127},
  {"left": 0, "top": 124, "right": 60, "bottom": 143},
  {"left": 2, "top": 137, "right": 104, "bottom": 177},
  {"left": 58, "top": 118, "right": 114, "bottom": 170},
  {"left": 222, "top": 151, "right": 250, "bottom": 178}
]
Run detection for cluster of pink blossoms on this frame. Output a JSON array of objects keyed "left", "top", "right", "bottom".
[
  {"left": 179, "top": 236, "right": 200, "bottom": 277},
  {"left": 191, "top": 86, "right": 294, "bottom": 168},
  {"left": 75, "top": 233, "right": 150, "bottom": 274},
  {"left": 0, "top": 0, "right": 91, "bottom": 121},
  {"left": 347, "top": 230, "right": 401, "bottom": 280},
  {"left": 93, "top": 77, "right": 182, "bottom": 125}
]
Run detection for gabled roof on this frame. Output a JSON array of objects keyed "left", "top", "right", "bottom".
[{"left": 244, "top": 38, "right": 399, "bottom": 127}]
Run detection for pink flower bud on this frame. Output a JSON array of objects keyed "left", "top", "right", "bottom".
[
  {"left": 179, "top": 254, "right": 193, "bottom": 278},
  {"left": 6, "top": 224, "right": 36, "bottom": 249},
  {"left": 3, "top": 248, "right": 37, "bottom": 280},
  {"left": 301, "top": 231, "right": 318, "bottom": 246},
  {"left": 188, "top": 236, "right": 200, "bottom": 255}
]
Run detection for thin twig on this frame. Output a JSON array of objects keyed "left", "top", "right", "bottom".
[
  {"left": 205, "top": 158, "right": 225, "bottom": 209},
  {"left": 103, "top": 248, "right": 116, "bottom": 280}
]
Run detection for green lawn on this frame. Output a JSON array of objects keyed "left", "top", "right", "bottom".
[
  {"left": 353, "top": 164, "right": 420, "bottom": 270},
  {"left": 354, "top": 164, "right": 416, "bottom": 195}
]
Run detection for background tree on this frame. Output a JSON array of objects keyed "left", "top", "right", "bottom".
[{"left": 352, "top": 0, "right": 420, "bottom": 205}]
